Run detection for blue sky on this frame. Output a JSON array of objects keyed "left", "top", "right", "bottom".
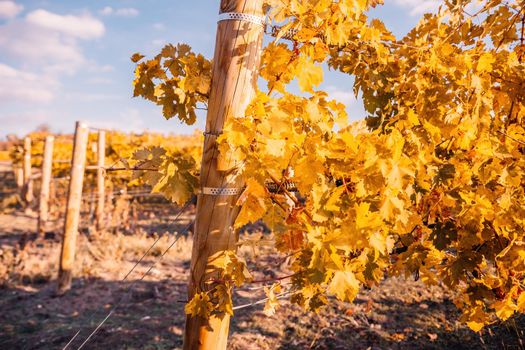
[{"left": 0, "top": 0, "right": 441, "bottom": 138}]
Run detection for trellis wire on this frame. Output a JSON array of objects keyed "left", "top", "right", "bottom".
[
  {"left": 62, "top": 198, "right": 193, "bottom": 349},
  {"left": 75, "top": 220, "right": 194, "bottom": 350},
  {"left": 232, "top": 290, "right": 294, "bottom": 311},
  {"left": 88, "top": 126, "right": 113, "bottom": 132},
  {"left": 81, "top": 191, "right": 166, "bottom": 201}
]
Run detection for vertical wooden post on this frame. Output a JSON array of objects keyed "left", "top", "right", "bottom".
[
  {"left": 96, "top": 130, "right": 106, "bottom": 230},
  {"left": 14, "top": 166, "right": 24, "bottom": 189},
  {"left": 57, "top": 122, "right": 89, "bottom": 293},
  {"left": 22, "top": 136, "right": 33, "bottom": 203},
  {"left": 37, "top": 136, "right": 54, "bottom": 236},
  {"left": 184, "top": 1, "right": 264, "bottom": 349}
]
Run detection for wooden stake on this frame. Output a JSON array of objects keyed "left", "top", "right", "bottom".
[
  {"left": 184, "top": 1, "right": 264, "bottom": 349},
  {"left": 37, "top": 136, "right": 54, "bottom": 236},
  {"left": 57, "top": 122, "right": 89, "bottom": 293},
  {"left": 14, "top": 166, "right": 24, "bottom": 189},
  {"left": 96, "top": 130, "right": 106, "bottom": 230},
  {"left": 22, "top": 136, "right": 33, "bottom": 203}
]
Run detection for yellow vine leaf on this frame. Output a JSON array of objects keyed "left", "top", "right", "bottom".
[
  {"left": 477, "top": 52, "right": 495, "bottom": 73},
  {"left": 185, "top": 292, "right": 212, "bottom": 318},
  {"left": 296, "top": 56, "right": 323, "bottom": 93},
  {"left": 328, "top": 270, "right": 360, "bottom": 302},
  {"left": 263, "top": 283, "right": 282, "bottom": 316},
  {"left": 235, "top": 178, "right": 267, "bottom": 228}
]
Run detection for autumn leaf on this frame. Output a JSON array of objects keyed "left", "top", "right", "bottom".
[
  {"left": 263, "top": 283, "right": 282, "bottom": 316},
  {"left": 265, "top": 139, "right": 286, "bottom": 157},
  {"left": 131, "top": 52, "right": 145, "bottom": 62},
  {"left": 328, "top": 270, "right": 360, "bottom": 302},
  {"left": 476, "top": 52, "right": 495, "bottom": 73},
  {"left": 185, "top": 292, "right": 212, "bottom": 318},
  {"left": 296, "top": 56, "right": 323, "bottom": 93},
  {"left": 235, "top": 178, "right": 267, "bottom": 228}
]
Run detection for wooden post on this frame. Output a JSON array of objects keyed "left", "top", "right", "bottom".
[
  {"left": 96, "top": 130, "right": 106, "bottom": 230},
  {"left": 37, "top": 136, "right": 54, "bottom": 236},
  {"left": 183, "top": 1, "right": 264, "bottom": 349},
  {"left": 22, "top": 136, "right": 33, "bottom": 203},
  {"left": 14, "top": 166, "right": 24, "bottom": 189},
  {"left": 57, "top": 122, "right": 89, "bottom": 293}
]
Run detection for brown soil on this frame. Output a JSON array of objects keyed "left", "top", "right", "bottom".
[{"left": 0, "top": 162, "right": 524, "bottom": 350}]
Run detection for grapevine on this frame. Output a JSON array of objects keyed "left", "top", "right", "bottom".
[{"left": 131, "top": 0, "right": 525, "bottom": 331}]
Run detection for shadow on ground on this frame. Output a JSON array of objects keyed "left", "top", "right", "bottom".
[
  {"left": 1, "top": 270, "right": 525, "bottom": 350},
  {"left": 0, "top": 278, "right": 188, "bottom": 350}
]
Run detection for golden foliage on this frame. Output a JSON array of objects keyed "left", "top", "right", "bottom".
[{"left": 135, "top": 0, "right": 525, "bottom": 331}]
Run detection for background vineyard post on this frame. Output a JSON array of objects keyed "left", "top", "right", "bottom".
[
  {"left": 37, "top": 135, "right": 54, "bottom": 236},
  {"left": 22, "top": 136, "right": 33, "bottom": 204},
  {"left": 14, "top": 165, "right": 23, "bottom": 189},
  {"left": 96, "top": 130, "right": 106, "bottom": 231},
  {"left": 58, "top": 121, "right": 89, "bottom": 294}
]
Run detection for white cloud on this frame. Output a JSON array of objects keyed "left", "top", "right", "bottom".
[
  {"left": 97, "top": 64, "right": 114, "bottom": 72},
  {"left": 325, "top": 86, "right": 358, "bottom": 106},
  {"left": 99, "top": 6, "right": 139, "bottom": 17},
  {"left": 0, "top": 111, "right": 51, "bottom": 136},
  {"left": 63, "top": 92, "right": 121, "bottom": 102},
  {"left": 90, "top": 108, "right": 146, "bottom": 132},
  {"left": 392, "top": 0, "right": 440, "bottom": 16},
  {"left": 0, "top": 9, "right": 106, "bottom": 102},
  {"left": 86, "top": 77, "right": 113, "bottom": 85},
  {"left": 152, "top": 38, "right": 166, "bottom": 46},
  {"left": 87, "top": 63, "right": 115, "bottom": 73},
  {"left": 99, "top": 6, "right": 113, "bottom": 16},
  {"left": 0, "top": 1, "right": 23, "bottom": 19},
  {"left": 0, "top": 21, "right": 86, "bottom": 73},
  {"left": 325, "top": 85, "right": 366, "bottom": 121},
  {"left": 0, "top": 10, "right": 104, "bottom": 70},
  {"left": 0, "top": 63, "right": 58, "bottom": 103},
  {"left": 153, "top": 22, "right": 165, "bottom": 30},
  {"left": 26, "top": 9, "right": 104, "bottom": 39},
  {"left": 116, "top": 8, "right": 139, "bottom": 17}
]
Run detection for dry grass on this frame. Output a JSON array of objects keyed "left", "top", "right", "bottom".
[{"left": 5, "top": 233, "right": 191, "bottom": 283}]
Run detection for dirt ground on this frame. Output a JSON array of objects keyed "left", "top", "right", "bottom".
[{"left": 1, "top": 162, "right": 524, "bottom": 350}]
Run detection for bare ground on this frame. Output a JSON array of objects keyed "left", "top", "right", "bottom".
[{"left": 0, "top": 162, "right": 524, "bottom": 350}]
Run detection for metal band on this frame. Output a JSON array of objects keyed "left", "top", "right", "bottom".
[
  {"left": 218, "top": 12, "right": 265, "bottom": 27},
  {"left": 203, "top": 131, "right": 223, "bottom": 137},
  {"left": 201, "top": 187, "right": 244, "bottom": 196}
]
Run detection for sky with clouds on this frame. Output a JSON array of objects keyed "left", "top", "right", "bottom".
[{"left": 0, "top": 0, "right": 441, "bottom": 138}]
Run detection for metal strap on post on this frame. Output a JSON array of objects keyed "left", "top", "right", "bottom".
[
  {"left": 218, "top": 12, "right": 266, "bottom": 26},
  {"left": 201, "top": 187, "right": 244, "bottom": 196},
  {"left": 203, "top": 131, "right": 223, "bottom": 138}
]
